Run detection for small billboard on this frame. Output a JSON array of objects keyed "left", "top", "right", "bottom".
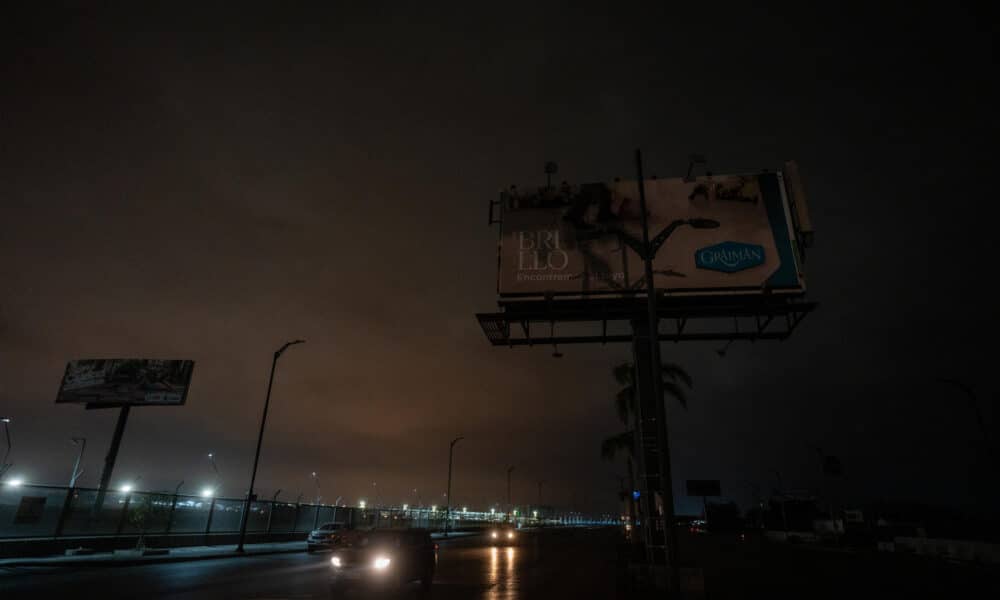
[
  {"left": 497, "top": 171, "right": 807, "bottom": 299},
  {"left": 56, "top": 359, "right": 195, "bottom": 407}
]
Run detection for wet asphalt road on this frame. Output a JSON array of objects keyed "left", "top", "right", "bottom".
[
  {"left": 0, "top": 528, "right": 619, "bottom": 600},
  {"left": 3, "top": 527, "right": 998, "bottom": 599}
]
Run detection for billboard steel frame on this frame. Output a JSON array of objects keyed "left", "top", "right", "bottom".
[{"left": 476, "top": 152, "right": 817, "bottom": 594}]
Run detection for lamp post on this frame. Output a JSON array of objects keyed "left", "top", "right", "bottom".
[
  {"left": 630, "top": 148, "right": 720, "bottom": 593},
  {"left": 937, "top": 379, "right": 996, "bottom": 469},
  {"left": 236, "top": 339, "right": 305, "bottom": 553},
  {"left": 445, "top": 436, "right": 464, "bottom": 535},
  {"left": 208, "top": 452, "right": 221, "bottom": 494},
  {"left": 0, "top": 417, "right": 12, "bottom": 481},
  {"left": 506, "top": 466, "right": 515, "bottom": 522},
  {"left": 69, "top": 437, "right": 86, "bottom": 487},
  {"left": 312, "top": 472, "right": 322, "bottom": 504}
]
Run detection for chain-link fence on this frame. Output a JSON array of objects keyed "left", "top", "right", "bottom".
[{"left": 0, "top": 483, "right": 610, "bottom": 542}]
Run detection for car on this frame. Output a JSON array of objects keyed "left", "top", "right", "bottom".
[
  {"left": 487, "top": 524, "right": 517, "bottom": 545},
  {"left": 307, "top": 522, "right": 346, "bottom": 553},
  {"left": 329, "top": 529, "right": 436, "bottom": 595}
]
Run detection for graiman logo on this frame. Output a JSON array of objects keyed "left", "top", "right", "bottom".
[{"left": 695, "top": 242, "right": 765, "bottom": 273}]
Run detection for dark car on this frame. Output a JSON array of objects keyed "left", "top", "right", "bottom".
[
  {"left": 308, "top": 522, "right": 346, "bottom": 552},
  {"left": 329, "top": 529, "right": 436, "bottom": 595},
  {"left": 487, "top": 524, "right": 518, "bottom": 545}
]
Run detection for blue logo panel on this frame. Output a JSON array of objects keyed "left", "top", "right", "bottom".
[{"left": 695, "top": 241, "right": 765, "bottom": 273}]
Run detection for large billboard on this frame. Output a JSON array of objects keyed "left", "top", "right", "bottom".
[
  {"left": 497, "top": 171, "right": 806, "bottom": 298},
  {"left": 56, "top": 359, "right": 195, "bottom": 406}
]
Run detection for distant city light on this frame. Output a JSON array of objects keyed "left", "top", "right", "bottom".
[
  {"left": 402, "top": 504, "right": 409, "bottom": 511},
  {"left": 431, "top": 505, "right": 437, "bottom": 512},
  {"left": 533, "top": 510, "right": 538, "bottom": 518},
  {"left": 463, "top": 507, "right": 467, "bottom": 513},
  {"left": 490, "top": 508, "right": 495, "bottom": 514},
  {"left": 359, "top": 500, "right": 366, "bottom": 509}
]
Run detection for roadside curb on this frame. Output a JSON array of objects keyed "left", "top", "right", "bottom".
[{"left": 0, "top": 546, "right": 306, "bottom": 569}]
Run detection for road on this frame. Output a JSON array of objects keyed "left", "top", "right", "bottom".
[
  {"left": 0, "top": 528, "right": 619, "bottom": 600},
  {"left": 2, "top": 528, "right": 998, "bottom": 599}
]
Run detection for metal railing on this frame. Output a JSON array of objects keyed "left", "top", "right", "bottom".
[
  {"left": 0, "top": 484, "right": 351, "bottom": 540},
  {"left": 0, "top": 483, "right": 614, "bottom": 541}
]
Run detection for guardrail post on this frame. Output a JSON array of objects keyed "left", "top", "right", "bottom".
[
  {"left": 312, "top": 503, "right": 320, "bottom": 530},
  {"left": 52, "top": 487, "right": 75, "bottom": 539}
]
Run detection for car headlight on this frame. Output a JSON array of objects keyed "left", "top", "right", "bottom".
[
  {"left": 373, "top": 556, "right": 391, "bottom": 570},
  {"left": 507, "top": 531, "right": 514, "bottom": 539},
  {"left": 491, "top": 531, "right": 498, "bottom": 539},
  {"left": 331, "top": 556, "right": 342, "bottom": 567}
]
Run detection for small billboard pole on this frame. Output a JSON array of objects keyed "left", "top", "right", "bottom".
[{"left": 93, "top": 405, "right": 131, "bottom": 513}]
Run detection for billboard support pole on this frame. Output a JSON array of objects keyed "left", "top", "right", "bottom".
[
  {"left": 634, "top": 148, "right": 680, "bottom": 595},
  {"left": 93, "top": 405, "right": 131, "bottom": 514}
]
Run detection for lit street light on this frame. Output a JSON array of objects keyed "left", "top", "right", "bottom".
[
  {"left": 359, "top": 499, "right": 367, "bottom": 509},
  {"left": 5, "top": 477, "right": 23, "bottom": 487},
  {"left": 208, "top": 452, "right": 221, "bottom": 493},
  {"left": 312, "top": 471, "right": 322, "bottom": 504},
  {"left": 236, "top": 339, "right": 305, "bottom": 554},
  {"left": 201, "top": 487, "right": 214, "bottom": 498}
]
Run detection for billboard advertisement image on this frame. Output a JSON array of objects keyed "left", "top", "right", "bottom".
[
  {"left": 56, "top": 359, "right": 195, "bottom": 406},
  {"left": 498, "top": 171, "right": 806, "bottom": 298}
]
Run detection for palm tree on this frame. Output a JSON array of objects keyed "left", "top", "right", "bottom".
[{"left": 601, "top": 361, "right": 693, "bottom": 535}]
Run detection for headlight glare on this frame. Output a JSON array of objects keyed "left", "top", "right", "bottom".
[
  {"left": 331, "top": 556, "right": 342, "bottom": 567},
  {"left": 374, "top": 556, "right": 391, "bottom": 570}
]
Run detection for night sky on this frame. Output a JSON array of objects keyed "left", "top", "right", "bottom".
[{"left": 1, "top": 4, "right": 996, "bottom": 517}]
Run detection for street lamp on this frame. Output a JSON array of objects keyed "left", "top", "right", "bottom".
[
  {"left": 236, "top": 339, "right": 305, "bottom": 553},
  {"left": 1, "top": 417, "right": 12, "bottom": 481},
  {"left": 68, "top": 437, "right": 87, "bottom": 488},
  {"left": 506, "top": 466, "right": 515, "bottom": 521},
  {"left": 937, "top": 378, "right": 997, "bottom": 469},
  {"left": 201, "top": 487, "right": 214, "bottom": 498},
  {"left": 445, "top": 436, "right": 464, "bottom": 535},
  {"left": 312, "top": 471, "right": 322, "bottom": 504},
  {"left": 208, "top": 452, "right": 221, "bottom": 493}
]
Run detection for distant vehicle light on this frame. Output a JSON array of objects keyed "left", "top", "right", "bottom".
[
  {"left": 491, "top": 531, "right": 498, "bottom": 539},
  {"left": 331, "top": 556, "right": 342, "bottom": 567},
  {"left": 373, "top": 556, "right": 391, "bottom": 570},
  {"left": 507, "top": 531, "right": 514, "bottom": 539}
]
